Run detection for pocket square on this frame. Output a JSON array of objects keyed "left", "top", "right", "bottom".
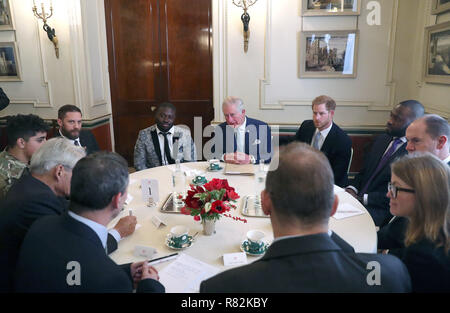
[{"left": 252, "top": 139, "right": 261, "bottom": 145}]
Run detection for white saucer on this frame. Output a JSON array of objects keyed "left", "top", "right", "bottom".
[
  {"left": 240, "top": 239, "right": 269, "bottom": 256},
  {"left": 165, "top": 235, "right": 194, "bottom": 250}
]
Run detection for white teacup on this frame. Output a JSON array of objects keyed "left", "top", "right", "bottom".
[
  {"left": 244, "top": 230, "right": 265, "bottom": 252},
  {"left": 169, "top": 225, "right": 189, "bottom": 247},
  {"left": 209, "top": 159, "right": 220, "bottom": 170}
]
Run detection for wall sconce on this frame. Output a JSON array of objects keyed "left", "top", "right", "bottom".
[
  {"left": 32, "top": 0, "right": 59, "bottom": 58},
  {"left": 232, "top": 0, "right": 258, "bottom": 53}
]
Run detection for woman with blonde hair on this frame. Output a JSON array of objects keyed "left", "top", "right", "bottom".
[{"left": 383, "top": 152, "right": 450, "bottom": 292}]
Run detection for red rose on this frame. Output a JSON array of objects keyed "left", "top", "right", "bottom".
[
  {"left": 194, "top": 215, "right": 201, "bottom": 221},
  {"left": 225, "top": 189, "right": 239, "bottom": 201}
]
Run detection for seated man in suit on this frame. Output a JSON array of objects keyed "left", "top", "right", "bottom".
[
  {"left": 378, "top": 114, "right": 450, "bottom": 253},
  {"left": 0, "top": 138, "right": 136, "bottom": 292},
  {"left": 345, "top": 100, "right": 424, "bottom": 227},
  {"left": 14, "top": 151, "right": 165, "bottom": 293},
  {"left": 0, "top": 114, "right": 48, "bottom": 200},
  {"left": 57, "top": 104, "right": 100, "bottom": 155},
  {"left": 211, "top": 96, "right": 272, "bottom": 164},
  {"left": 134, "top": 102, "right": 196, "bottom": 170},
  {"left": 293, "top": 95, "right": 352, "bottom": 187},
  {"left": 200, "top": 142, "right": 411, "bottom": 293}
]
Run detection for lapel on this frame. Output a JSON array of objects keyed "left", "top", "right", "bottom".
[
  {"left": 305, "top": 121, "right": 316, "bottom": 143},
  {"left": 367, "top": 135, "right": 392, "bottom": 176},
  {"left": 244, "top": 117, "right": 250, "bottom": 155},
  {"left": 150, "top": 129, "right": 163, "bottom": 165},
  {"left": 320, "top": 123, "right": 336, "bottom": 153},
  {"left": 260, "top": 233, "right": 341, "bottom": 262}
]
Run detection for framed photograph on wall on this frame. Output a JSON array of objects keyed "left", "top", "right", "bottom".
[
  {"left": 423, "top": 21, "right": 450, "bottom": 85},
  {"left": 0, "top": 0, "right": 14, "bottom": 31},
  {"left": 301, "top": 0, "right": 360, "bottom": 16},
  {"left": 299, "top": 30, "right": 359, "bottom": 78},
  {"left": 0, "top": 42, "right": 21, "bottom": 81},
  {"left": 431, "top": 0, "right": 450, "bottom": 15}
]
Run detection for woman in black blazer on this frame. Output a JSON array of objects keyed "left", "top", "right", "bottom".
[{"left": 382, "top": 153, "right": 450, "bottom": 292}]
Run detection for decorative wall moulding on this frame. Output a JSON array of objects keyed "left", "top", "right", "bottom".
[
  {"left": 301, "top": 0, "right": 360, "bottom": 16},
  {"left": 423, "top": 21, "right": 450, "bottom": 85},
  {"left": 0, "top": 0, "right": 14, "bottom": 31},
  {"left": 298, "top": 29, "right": 359, "bottom": 78},
  {"left": 0, "top": 41, "right": 21, "bottom": 81},
  {"left": 431, "top": 0, "right": 450, "bottom": 15}
]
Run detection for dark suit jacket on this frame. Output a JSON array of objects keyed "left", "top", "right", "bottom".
[
  {"left": 55, "top": 129, "right": 100, "bottom": 155},
  {"left": 390, "top": 238, "right": 450, "bottom": 292},
  {"left": 200, "top": 233, "right": 411, "bottom": 293},
  {"left": 351, "top": 134, "right": 408, "bottom": 226},
  {"left": 377, "top": 216, "right": 408, "bottom": 255},
  {"left": 0, "top": 175, "right": 117, "bottom": 292},
  {"left": 294, "top": 120, "right": 352, "bottom": 187},
  {"left": 14, "top": 213, "right": 165, "bottom": 293},
  {"left": 213, "top": 117, "right": 272, "bottom": 164}
]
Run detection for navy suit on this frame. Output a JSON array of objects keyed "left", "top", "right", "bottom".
[
  {"left": 200, "top": 233, "right": 411, "bottom": 293},
  {"left": 14, "top": 213, "right": 165, "bottom": 293},
  {"left": 294, "top": 120, "right": 352, "bottom": 187},
  {"left": 55, "top": 129, "right": 100, "bottom": 155},
  {"left": 351, "top": 134, "right": 408, "bottom": 226},
  {"left": 0, "top": 175, "right": 117, "bottom": 292},
  {"left": 212, "top": 117, "right": 272, "bottom": 164}
]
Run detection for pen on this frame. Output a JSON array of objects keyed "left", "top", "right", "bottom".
[{"left": 148, "top": 253, "right": 178, "bottom": 265}]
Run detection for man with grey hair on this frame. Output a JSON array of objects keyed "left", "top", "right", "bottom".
[
  {"left": 406, "top": 114, "right": 450, "bottom": 165},
  {"left": 15, "top": 152, "right": 165, "bottom": 293},
  {"left": 0, "top": 138, "right": 135, "bottom": 292},
  {"left": 200, "top": 142, "right": 411, "bottom": 292},
  {"left": 211, "top": 96, "right": 272, "bottom": 164}
]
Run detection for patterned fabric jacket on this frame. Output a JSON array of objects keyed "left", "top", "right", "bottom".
[
  {"left": 0, "top": 150, "right": 27, "bottom": 200},
  {"left": 134, "top": 124, "right": 197, "bottom": 170}
]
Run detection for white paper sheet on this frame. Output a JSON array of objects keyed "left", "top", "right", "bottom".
[
  {"left": 158, "top": 253, "right": 220, "bottom": 293},
  {"left": 333, "top": 203, "right": 366, "bottom": 220}
]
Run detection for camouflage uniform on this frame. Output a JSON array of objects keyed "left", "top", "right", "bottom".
[{"left": 0, "top": 150, "right": 28, "bottom": 200}]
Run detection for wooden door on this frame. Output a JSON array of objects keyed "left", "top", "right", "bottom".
[{"left": 105, "top": 0, "right": 214, "bottom": 164}]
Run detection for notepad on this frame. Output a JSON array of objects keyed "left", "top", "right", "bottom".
[
  {"left": 333, "top": 203, "right": 365, "bottom": 220},
  {"left": 158, "top": 253, "right": 220, "bottom": 293}
]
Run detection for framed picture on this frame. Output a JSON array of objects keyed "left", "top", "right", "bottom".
[
  {"left": 423, "top": 21, "right": 450, "bottom": 85},
  {"left": 299, "top": 30, "right": 359, "bottom": 78},
  {"left": 0, "top": 42, "right": 21, "bottom": 81},
  {"left": 431, "top": 0, "right": 450, "bottom": 15},
  {"left": 301, "top": 0, "right": 360, "bottom": 16},
  {"left": 0, "top": 0, "right": 14, "bottom": 31}
]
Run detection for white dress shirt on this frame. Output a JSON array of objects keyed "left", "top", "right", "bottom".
[
  {"left": 311, "top": 122, "right": 333, "bottom": 151},
  {"left": 156, "top": 126, "right": 175, "bottom": 165},
  {"left": 235, "top": 117, "right": 247, "bottom": 153},
  {"left": 59, "top": 129, "right": 81, "bottom": 146}
]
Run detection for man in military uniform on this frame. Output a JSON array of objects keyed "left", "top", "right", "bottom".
[{"left": 0, "top": 114, "right": 48, "bottom": 200}]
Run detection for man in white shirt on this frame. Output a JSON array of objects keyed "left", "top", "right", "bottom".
[
  {"left": 293, "top": 95, "right": 352, "bottom": 187},
  {"left": 405, "top": 114, "right": 450, "bottom": 165},
  {"left": 134, "top": 102, "right": 196, "bottom": 170},
  {"left": 212, "top": 96, "right": 272, "bottom": 164}
]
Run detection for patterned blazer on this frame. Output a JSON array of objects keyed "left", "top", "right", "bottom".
[{"left": 134, "top": 124, "right": 197, "bottom": 171}]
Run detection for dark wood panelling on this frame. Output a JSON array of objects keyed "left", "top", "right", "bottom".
[
  {"left": 105, "top": 0, "right": 214, "bottom": 164},
  {"left": 90, "top": 123, "right": 112, "bottom": 152}
]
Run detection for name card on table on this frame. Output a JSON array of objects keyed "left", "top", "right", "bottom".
[
  {"left": 223, "top": 252, "right": 247, "bottom": 266},
  {"left": 151, "top": 215, "right": 167, "bottom": 228},
  {"left": 141, "top": 179, "right": 159, "bottom": 203},
  {"left": 134, "top": 245, "right": 157, "bottom": 259}
]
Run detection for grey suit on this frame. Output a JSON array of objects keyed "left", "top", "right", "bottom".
[
  {"left": 200, "top": 233, "right": 411, "bottom": 293},
  {"left": 134, "top": 124, "right": 196, "bottom": 171}
]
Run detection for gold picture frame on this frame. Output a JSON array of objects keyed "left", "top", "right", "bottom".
[
  {"left": 0, "top": 42, "right": 22, "bottom": 81},
  {"left": 431, "top": 0, "right": 450, "bottom": 15},
  {"left": 299, "top": 30, "right": 359, "bottom": 78},
  {"left": 423, "top": 21, "right": 450, "bottom": 85},
  {"left": 0, "top": 0, "right": 14, "bottom": 31},
  {"left": 301, "top": 0, "right": 360, "bottom": 16}
]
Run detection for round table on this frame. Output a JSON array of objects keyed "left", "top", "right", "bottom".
[{"left": 108, "top": 162, "right": 377, "bottom": 271}]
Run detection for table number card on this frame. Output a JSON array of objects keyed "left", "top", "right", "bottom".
[
  {"left": 141, "top": 179, "right": 159, "bottom": 203},
  {"left": 151, "top": 215, "right": 167, "bottom": 228},
  {"left": 223, "top": 252, "right": 247, "bottom": 266}
]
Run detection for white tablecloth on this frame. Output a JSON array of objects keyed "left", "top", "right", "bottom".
[{"left": 108, "top": 162, "right": 377, "bottom": 271}]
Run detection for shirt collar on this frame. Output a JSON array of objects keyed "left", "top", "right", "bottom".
[
  {"left": 315, "top": 122, "right": 333, "bottom": 138},
  {"left": 236, "top": 117, "right": 247, "bottom": 132},
  {"left": 59, "top": 129, "right": 80, "bottom": 145},
  {"left": 443, "top": 154, "right": 450, "bottom": 165},
  {"left": 272, "top": 229, "right": 333, "bottom": 244},
  {"left": 157, "top": 125, "right": 174, "bottom": 135},
  {"left": 68, "top": 211, "right": 108, "bottom": 250}
]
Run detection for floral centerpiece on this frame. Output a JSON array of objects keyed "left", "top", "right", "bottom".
[{"left": 181, "top": 178, "right": 246, "bottom": 234}]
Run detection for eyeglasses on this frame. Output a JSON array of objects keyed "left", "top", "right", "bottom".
[{"left": 388, "top": 182, "right": 415, "bottom": 199}]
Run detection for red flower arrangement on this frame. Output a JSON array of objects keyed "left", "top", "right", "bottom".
[{"left": 181, "top": 178, "right": 247, "bottom": 223}]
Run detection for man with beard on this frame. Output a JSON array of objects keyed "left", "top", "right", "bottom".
[
  {"left": 345, "top": 100, "right": 424, "bottom": 227},
  {"left": 57, "top": 105, "right": 100, "bottom": 155},
  {"left": 134, "top": 102, "right": 196, "bottom": 170}
]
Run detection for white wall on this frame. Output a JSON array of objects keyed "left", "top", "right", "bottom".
[
  {"left": 213, "top": 0, "right": 450, "bottom": 130},
  {"left": 0, "top": 0, "right": 112, "bottom": 125}
]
